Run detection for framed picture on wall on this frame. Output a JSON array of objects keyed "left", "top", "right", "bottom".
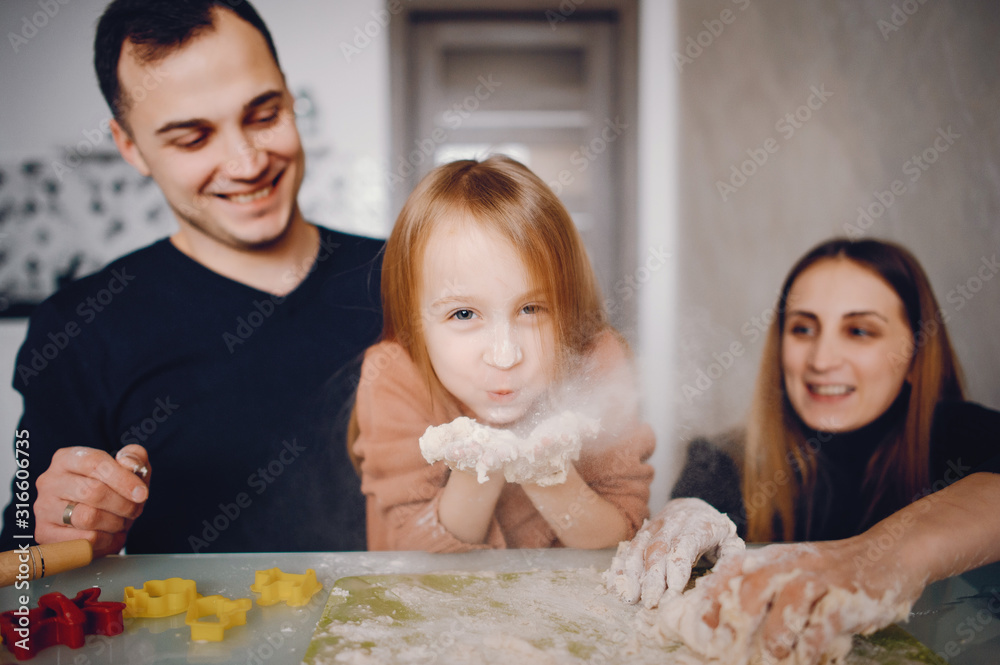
[{"left": 0, "top": 150, "right": 173, "bottom": 317}]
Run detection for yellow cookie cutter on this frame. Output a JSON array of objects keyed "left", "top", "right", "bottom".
[
  {"left": 185, "top": 595, "right": 252, "bottom": 642},
  {"left": 124, "top": 577, "right": 201, "bottom": 618},
  {"left": 251, "top": 568, "right": 322, "bottom": 607}
]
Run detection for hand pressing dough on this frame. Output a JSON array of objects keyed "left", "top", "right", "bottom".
[
  {"left": 419, "top": 412, "right": 601, "bottom": 486},
  {"left": 640, "top": 562, "right": 915, "bottom": 665}
]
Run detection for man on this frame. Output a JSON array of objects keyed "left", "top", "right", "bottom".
[{"left": 0, "top": 0, "right": 382, "bottom": 555}]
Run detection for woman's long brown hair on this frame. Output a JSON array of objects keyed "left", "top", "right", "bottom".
[{"left": 743, "top": 238, "right": 964, "bottom": 542}]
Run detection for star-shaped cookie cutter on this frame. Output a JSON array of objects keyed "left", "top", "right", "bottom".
[
  {"left": 0, "top": 587, "right": 126, "bottom": 660},
  {"left": 185, "top": 595, "right": 252, "bottom": 642},
  {"left": 124, "top": 577, "right": 200, "bottom": 618},
  {"left": 251, "top": 567, "right": 322, "bottom": 607}
]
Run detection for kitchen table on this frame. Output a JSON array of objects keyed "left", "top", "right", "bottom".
[{"left": 0, "top": 549, "right": 996, "bottom": 664}]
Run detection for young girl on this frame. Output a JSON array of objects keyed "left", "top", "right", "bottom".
[{"left": 351, "top": 155, "right": 655, "bottom": 552}]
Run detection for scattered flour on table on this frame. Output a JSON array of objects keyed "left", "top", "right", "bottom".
[
  {"left": 307, "top": 568, "right": 934, "bottom": 665},
  {"left": 419, "top": 412, "right": 600, "bottom": 486}
]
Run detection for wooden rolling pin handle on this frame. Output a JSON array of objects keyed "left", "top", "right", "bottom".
[{"left": 0, "top": 540, "right": 93, "bottom": 587}]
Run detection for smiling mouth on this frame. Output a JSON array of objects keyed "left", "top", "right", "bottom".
[
  {"left": 808, "top": 383, "right": 855, "bottom": 397},
  {"left": 215, "top": 171, "right": 282, "bottom": 204}
]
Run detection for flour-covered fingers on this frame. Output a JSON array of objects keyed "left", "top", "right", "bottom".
[
  {"left": 695, "top": 554, "right": 745, "bottom": 629},
  {"left": 639, "top": 540, "right": 670, "bottom": 608},
  {"left": 609, "top": 498, "right": 744, "bottom": 608},
  {"left": 658, "top": 532, "right": 706, "bottom": 602},
  {"left": 759, "top": 577, "right": 827, "bottom": 661},
  {"left": 659, "top": 499, "right": 744, "bottom": 602},
  {"left": 788, "top": 611, "right": 841, "bottom": 665},
  {"left": 630, "top": 510, "right": 700, "bottom": 606},
  {"left": 716, "top": 530, "right": 746, "bottom": 562},
  {"left": 615, "top": 526, "right": 653, "bottom": 603}
]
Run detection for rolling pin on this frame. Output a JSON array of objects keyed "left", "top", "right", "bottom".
[{"left": 0, "top": 540, "right": 93, "bottom": 587}]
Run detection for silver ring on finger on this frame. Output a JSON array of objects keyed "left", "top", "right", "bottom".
[{"left": 62, "top": 501, "right": 78, "bottom": 527}]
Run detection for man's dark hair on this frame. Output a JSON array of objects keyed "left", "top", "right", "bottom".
[{"left": 94, "top": 0, "right": 281, "bottom": 124}]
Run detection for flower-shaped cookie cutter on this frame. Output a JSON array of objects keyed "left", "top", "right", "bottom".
[
  {"left": 0, "top": 587, "right": 126, "bottom": 660},
  {"left": 185, "top": 595, "right": 252, "bottom": 642},
  {"left": 251, "top": 567, "right": 322, "bottom": 607},
  {"left": 124, "top": 577, "right": 200, "bottom": 618}
]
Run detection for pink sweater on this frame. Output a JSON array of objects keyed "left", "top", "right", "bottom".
[{"left": 354, "top": 331, "right": 655, "bottom": 552}]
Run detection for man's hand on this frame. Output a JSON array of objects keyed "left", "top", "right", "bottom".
[
  {"left": 605, "top": 497, "right": 744, "bottom": 608},
  {"left": 34, "top": 444, "right": 151, "bottom": 557}
]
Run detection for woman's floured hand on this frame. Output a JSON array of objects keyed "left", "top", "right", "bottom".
[
  {"left": 605, "top": 497, "right": 744, "bottom": 608},
  {"left": 652, "top": 539, "right": 923, "bottom": 665}
]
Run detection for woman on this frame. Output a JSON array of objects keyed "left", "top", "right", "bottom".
[{"left": 607, "top": 238, "right": 1000, "bottom": 663}]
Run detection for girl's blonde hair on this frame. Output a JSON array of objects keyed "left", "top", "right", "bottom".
[
  {"left": 381, "top": 154, "right": 607, "bottom": 401},
  {"left": 743, "top": 237, "right": 964, "bottom": 542}
]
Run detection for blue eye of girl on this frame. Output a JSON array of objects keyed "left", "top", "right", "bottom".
[
  {"left": 451, "top": 309, "right": 475, "bottom": 321},
  {"left": 521, "top": 304, "right": 541, "bottom": 315}
]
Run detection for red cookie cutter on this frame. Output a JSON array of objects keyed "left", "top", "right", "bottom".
[{"left": 0, "top": 587, "right": 126, "bottom": 660}]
